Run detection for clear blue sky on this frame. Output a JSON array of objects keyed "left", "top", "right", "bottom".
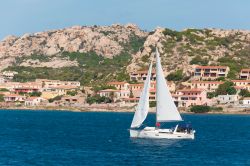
[{"left": 1, "top": 0, "right": 250, "bottom": 40}]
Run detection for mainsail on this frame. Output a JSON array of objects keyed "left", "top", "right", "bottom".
[
  {"left": 130, "top": 62, "right": 153, "bottom": 128},
  {"left": 156, "top": 48, "right": 182, "bottom": 122}
]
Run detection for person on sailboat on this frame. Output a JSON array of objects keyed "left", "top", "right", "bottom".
[{"left": 156, "top": 122, "right": 161, "bottom": 129}]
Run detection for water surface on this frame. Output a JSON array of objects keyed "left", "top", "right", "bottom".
[{"left": 0, "top": 110, "right": 249, "bottom": 165}]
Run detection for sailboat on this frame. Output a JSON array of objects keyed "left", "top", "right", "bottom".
[{"left": 130, "top": 48, "right": 195, "bottom": 139}]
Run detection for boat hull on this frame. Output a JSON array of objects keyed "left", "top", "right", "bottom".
[{"left": 130, "top": 127, "right": 195, "bottom": 139}]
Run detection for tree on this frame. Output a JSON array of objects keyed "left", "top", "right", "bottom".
[
  {"left": 216, "top": 81, "right": 236, "bottom": 95},
  {"left": 166, "top": 70, "right": 183, "bottom": 81},
  {"left": 29, "top": 91, "right": 42, "bottom": 97},
  {"left": 239, "top": 89, "right": 250, "bottom": 97},
  {"left": 0, "top": 94, "right": 4, "bottom": 102},
  {"left": 67, "top": 90, "right": 78, "bottom": 96}
]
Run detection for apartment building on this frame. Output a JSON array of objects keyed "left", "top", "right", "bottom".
[
  {"left": 239, "top": 69, "right": 250, "bottom": 79},
  {"left": 173, "top": 89, "right": 209, "bottom": 107},
  {"left": 130, "top": 69, "right": 156, "bottom": 82},
  {"left": 35, "top": 79, "right": 80, "bottom": 88},
  {"left": 191, "top": 81, "right": 224, "bottom": 92},
  {"left": 193, "top": 65, "right": 229, "bottom": 80}
]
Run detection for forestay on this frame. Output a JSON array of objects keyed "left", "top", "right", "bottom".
[
  {"left": 130, "top": 62, "right": 153, "bottom": 128},
  {"left": 156, "top": 48, "right": 182, "bottom": 122}
]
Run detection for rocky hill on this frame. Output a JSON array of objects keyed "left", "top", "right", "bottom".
[{"left": 1, "top": 24, "right": 250, "bottom": 85}]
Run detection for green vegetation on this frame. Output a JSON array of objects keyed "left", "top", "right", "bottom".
[
  {"left": 0, "top": 94, "right": 4, "bottom": 102},
  {"left": 166, "top": 70, "right": 183, "bottom": 81},
  {"left": 29, "top": 91, "right": 42, "bottom": 97},
  {"left": 66, "top": 90, "right": 78, "bottom": 96},
  {"left": 218, "top": 57, "right": 241, "bottom": 79},
  {"left": 0, "top": 88, "right": 9, "bottom": 92},
  {"left": 86, "top": 94, "right": 112, "bottom": 105},
  {"left": 216, "top": 81, "right": 236, "bottom": 95},
  {"left": 15, "top": 54, "right": 51, "bottom": 64},
  {"left": 190, "top": 105, "right": 211, "bottom": 113},
  {"left": 190, "top": 55, "right": 208, "bottom": 65},
  {"left": 48, "top": 95, "right": 63, "bottom": 103},
  {"left": 149, "top": 101, "right": 156, "bottom": 107},
  {"left": 8, "top": 51, "right": 132, "bottom": 86},
  {"left": 239, "top": 89, "right": 250, "bottom": 97},
  {"left": 207, "top": 92, "right": 217, "bottom": 99}
]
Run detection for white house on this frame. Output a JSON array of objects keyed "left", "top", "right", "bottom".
[
  {"left": 242, "top": 97, "right": 250, "bottom": 105},
  {"left": 217, "top": 94, "right": 239, "bottom": 104},
  {"left": 25, "top": 97, "right": 46, "bottom": 106}
]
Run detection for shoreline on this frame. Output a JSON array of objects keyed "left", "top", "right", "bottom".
[{"left": 0, "top": 106, "right": 250, "bottom": 115}]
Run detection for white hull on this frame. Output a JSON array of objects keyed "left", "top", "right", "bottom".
[{"left": 130, "top": 127, "right": 195, "bottom": 140}]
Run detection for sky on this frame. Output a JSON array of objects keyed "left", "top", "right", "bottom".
[{"left": 0, "top": 0, "right": 250, "bottom": 40}]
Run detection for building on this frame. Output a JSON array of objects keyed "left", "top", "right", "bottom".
[
  {"left": 193, "top": 65, "right": 230, "bottom": 80},
  {"left": 173, "top": 89, "right": 209, "bottom": 107},
  {"left": 1, "top": 71, "right": 18, "bottom": 80},
  {"left": 98, "top": 89, "right": 130, "bottom": 102},
  {"left": 232, "top": 80, "right": 250, "bottom": 91},
  {"left": 239, "top": 69, "right": 250, "bottom": 79},
  {"left": 130, "top": 69, "right": 156, "bottom": 82},
  {"left": 35, "top": 79, "right": 80, "bottom": 88},
  {"left": 25, "top": 97, "right": 46, "bottom": 106},
  {"left": 242, "top": 97, "right": 250, "bottom": 105},
  {"left": 4, "top": 94, "right": 26, "bottom": 102},
  {"left": 191, "top": 81, "right": 224, "bottom": 92},
  {"left": 107, "top": 82, "right": 129, "bottom": 90},
  {"left": 217, "top": 94, "right": 239, "bottom": 104}
]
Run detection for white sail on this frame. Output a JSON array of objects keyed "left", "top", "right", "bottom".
[
  {"left": 156, "top": 48, "right": 182, "bottom": 122},
  {"left": 130, "top": 62, "right": 153, "bottom": 128}
]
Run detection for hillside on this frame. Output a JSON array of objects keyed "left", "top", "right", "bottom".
[{"left": 1, "top": 24, "right": 250, "bottom": 85}]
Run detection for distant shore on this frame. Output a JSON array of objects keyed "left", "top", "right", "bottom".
[{"left": 1, "top": 106, "right": 250, "bottom": 115}]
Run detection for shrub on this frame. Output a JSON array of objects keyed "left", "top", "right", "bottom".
[
  {"left": 48, "top": 95, "right": 62, "bottom": 103},
  {"left": 0, "top": 94, "right": 4, "bottom": 102},
  {"left": 166, "top": 70, "right": 183, "bottom": 81},
  {"left": 67, "top": 90, "right": 78, "bottom": 96},
  {"left": 149, "top": 101, "right": 156, "bottom": 107},
  {"left": 0, "top": 88, "right": 9, "bottom": 92},
  {"left": 86, "top": 95, "right": 112, "bottom": 105},
  {"left": 216, "top": 81, "right": 236, "bottom": 95},
  {"left": 29, "top": 91, "right": 42, "bottom": 97},
  {"left": 239, "top": 89, "right": 250, "bottom": 97},
  {"left": 190, "top": 105, "right": 211, "bottom": 113},
  {"left": 207, "top": 92, "right": 217, "bottom": 99},
  {"left": 190, "top": 55, "right": 208, "bottom": 65}
]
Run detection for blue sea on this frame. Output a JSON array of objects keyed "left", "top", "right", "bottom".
[{"left": 0, "top": 110, "right": 250, "bottom": 165}]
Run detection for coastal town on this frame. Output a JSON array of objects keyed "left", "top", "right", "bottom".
[{"left": 1, "top": 64, "right": 250, "bottom": 113}]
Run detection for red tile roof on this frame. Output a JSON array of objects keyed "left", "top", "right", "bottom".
[
  {"left": 191, "top": 81, "right": 224, "bottom": 84},
  {"left": 195, "top": 66, "right": 228, "bottom": 69},
  {"left": 108, "top": 82, "right": 128, "bottom": 85}
]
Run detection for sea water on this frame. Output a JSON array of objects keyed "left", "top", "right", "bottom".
[{"left": 0, "top": 110, "right": 249, "bottom": 165}]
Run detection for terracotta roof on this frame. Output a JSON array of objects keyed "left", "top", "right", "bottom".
[
  {"left": 191, "top": 81, "right": 224, "bottom": 84},
  {"left": 177, "top": 88, "right": 204, "bottom": 92},
  {"left": 26, "top": 97, "right": 41, "bottom": 101},
  {"left": 241, "top": 69, "right": 250, "bottom": 72},
  {"left": 128, "top": 84, "right": 143, "bottom": 86},
  {"left": 133, "top": 69, "right": 156, "bottom": 74},
  {"left": 243, "top": 97, "right": 250, "bottom": 100},
  {"left": 232, "top": 80, "right": 250, "bottom": 83},
  {"left": 123, "top": 98, "right": 139, "bottom": 101},
  {"left": 195, "top": 66, "right": 228, "bottom": 69}
]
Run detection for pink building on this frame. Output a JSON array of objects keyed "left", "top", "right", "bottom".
[
  {"left": 173, "top": 89, "right": 209, "bottom": 107},
  {"left": 191, "top": 81, "right": 224, "bottom": 92}
]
